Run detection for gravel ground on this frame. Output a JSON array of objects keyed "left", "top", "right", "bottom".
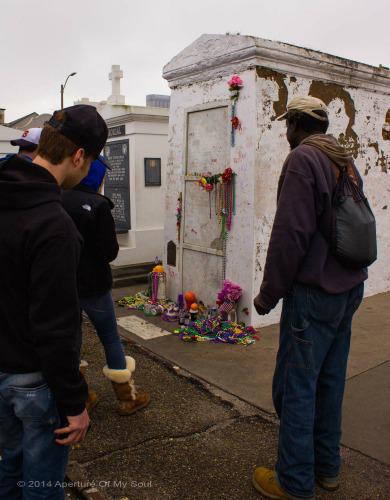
[{"left": 70, "top": 322, "right": 390, "bottom": 500}]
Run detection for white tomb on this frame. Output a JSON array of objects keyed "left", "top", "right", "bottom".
[{"left": 162, "top": 34, "right": 390, "bottom": 327}]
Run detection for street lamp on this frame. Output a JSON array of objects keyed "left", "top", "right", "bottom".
[{"left": 60, "top": 72, "right": 77, "bottom": 109}]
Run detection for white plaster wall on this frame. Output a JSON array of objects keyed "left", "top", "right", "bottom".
[
  {"left": 0, "top": 141, "right": 17, "bottom": 156},
  {"left": 253, "top": 71, "right": 390, "bottom": 326},
  {"left": 0, "top": 125, "right": 20, "bottom": 156},
  {"left": 164, "top": 70, "right": 258, "bottom": 321},
  {"left": 109, "top": 120, "right": 168, "bottom": 266}
]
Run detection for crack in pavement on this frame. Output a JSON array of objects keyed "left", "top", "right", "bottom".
[{"left": 77, "top": 414, "right": 264, "bottom": 468}]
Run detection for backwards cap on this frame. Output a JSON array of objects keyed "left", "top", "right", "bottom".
[{"left": 47, "top": 104, "right": 108, "bottom": 158}]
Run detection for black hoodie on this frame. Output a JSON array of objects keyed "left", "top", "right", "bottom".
[
  {"left": 62, "top": 184, "right": 119, "bottom": 298},
  {"left": 0, "top": 155, "right": 87, "bottom": 416}
]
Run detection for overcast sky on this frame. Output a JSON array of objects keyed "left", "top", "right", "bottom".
[{"left": 1, "top": 0, "right": 389, "bottom": 122}]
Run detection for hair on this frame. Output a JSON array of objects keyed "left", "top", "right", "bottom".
[
  {"left": 37, "top": 109, "right": 88, "bottom": 165},
  {"left": 286, "top": 110, "right": 329, "bottom": 134}
]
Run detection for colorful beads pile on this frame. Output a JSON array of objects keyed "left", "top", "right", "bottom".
[
  {"left": 117, "top": 293, "right": 172, "bottom": 313},
  {"left": 174, "top": 318, "right": 258, "bottom": 346}
]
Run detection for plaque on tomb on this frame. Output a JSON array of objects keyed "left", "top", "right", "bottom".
[
  {"left": 108, "top": 125, "right": 126, "bottom": 138},
  {"left": 144, "top": 158, "right": 161, "bottom": 186},
  {"left": 104, "top": 139, "right": 130, "bottom": 232}
]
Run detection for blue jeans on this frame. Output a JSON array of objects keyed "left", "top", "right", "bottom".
[
  {"left": 0, "top": 372, "right": 68, "bottom": 500},
  {"left": 80, "top": 291, "right": 126, "bottom": 369},
  {"left": 273, "top": 283, "right": 364, "bottom": 498}
]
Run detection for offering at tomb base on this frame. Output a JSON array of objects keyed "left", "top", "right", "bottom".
[
  {"left": 175, "top": 318, "right": 258, "bottom": 346},
  {"left": 151, "top": 268, "right": 166, "bottom": 302},
  {"left": 184, "top": 291, "right": 197, "bottom": 310},
  {"left": 117, "top": 293, "right": 172, "bottom": 316},
  {"left": 190, "top": 303, "right": 198, "bottom": 322},
  {"left": 153, "top": 264, "right": 165, "bottom": 273},
  {"left": 217, "top": 280, "right": 242, "bottom": 320},
  {"left": 162, "top": 304, "right": 180, "bottom": 322}
]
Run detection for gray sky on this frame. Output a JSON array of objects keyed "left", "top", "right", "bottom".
[{"left": 1, "top": 0, "right": 389, "bottom": 122}]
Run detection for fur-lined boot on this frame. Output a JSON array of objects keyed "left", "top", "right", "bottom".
[
  {"left": 103, "top": 356, "right": 150, "bottom": 416},
  {"left": 79, "top": 360, "right": 100, "bottom": 412}
]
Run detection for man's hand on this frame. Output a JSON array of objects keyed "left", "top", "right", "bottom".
[
  {"left": 254, "top": 294, "right": 271, "bottom": 316},
  {"left": 54, "top": 409, "right": 90, "bottom": 445}
]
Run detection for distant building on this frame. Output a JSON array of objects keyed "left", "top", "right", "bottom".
[
  {"left": 0, "top": 109, "right": 22, "bottom": 155},
  {"left": 6, "top": 112, "right": 51, "bottom": 130},
  {"left": 75, "top": 66, "right": 170, "bottom": 269}
]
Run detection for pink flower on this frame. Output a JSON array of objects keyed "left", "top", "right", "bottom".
[
  {"left": 217, "top": 280, "right": 243, "bottom": 303},
  {"left": 228, "top": 75, "right": 244, "bottom": 89}
]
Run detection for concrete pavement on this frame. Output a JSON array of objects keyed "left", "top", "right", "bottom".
[
  {"left": 70, "top": 321, "right": 390, "bottom": 499},
  {"left": 112, "top": 287, "right": 390, "bottom": 466}
]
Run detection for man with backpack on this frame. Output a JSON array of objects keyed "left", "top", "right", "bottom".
[
  {"left": 0, "top": 105, "right": 108, "bottom": 499},
  {"left": 252, "top": 96, "right": 376, "bottom": 499}
]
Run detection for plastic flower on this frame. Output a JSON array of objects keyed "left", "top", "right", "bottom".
[
  {"left": 228, "top": 75, "right": 244, "bottom": 89},
  {"left": 231, "top": 116, "right": 240, "bottom": 129},
  {"left": 217, "top": 280, "right": 243, "bottom": 303}
]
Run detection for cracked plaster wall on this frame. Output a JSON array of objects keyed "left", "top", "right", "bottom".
[
  {"left": 164, "top": 71, "right": 258, "bottom": 322},
  {"left": 164, "top": 36, "right": 390, "bottom": 328},
  {"left": 254, "top": 68, "right": 390, "bottom": 326}
]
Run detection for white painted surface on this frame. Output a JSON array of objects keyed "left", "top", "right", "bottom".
[
  {"left": 108, "top": 65, "right": 125, "bottom": 105},
  {"left": 163, "top": 34, "right": 390, "bottom": 328},
  {"left": 106, "top": 113, "right": 168, "bottom": 267},
  {"left": 0, "top": 124, "right": 20, "bottom": 156},
  {"left": 117, "top": 315, "right": 172, "bottom": 340}
]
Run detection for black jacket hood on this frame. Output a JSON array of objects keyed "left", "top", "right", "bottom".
[
  {"left": 0, "top": 155, "right": 61, "bottom": 209},
  {"left": 72, "top": 183, "right": 115, "bottom": 209}
]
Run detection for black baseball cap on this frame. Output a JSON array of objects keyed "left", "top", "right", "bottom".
[{"left": 47, "top": 105, "right": 108, "bottom": 158}]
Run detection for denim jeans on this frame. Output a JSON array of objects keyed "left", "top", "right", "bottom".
[
  {"left": 0, "top": 372, "right": 68, "bottom": 500},
  {"left": 273, "top": 282, "right": 364, "bottom": 498},
  {"left": 80, "top": 291, "right": 126, "bottom": 369}
]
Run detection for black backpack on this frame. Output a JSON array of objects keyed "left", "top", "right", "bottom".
[{"left": 331, "top": 165, "right": 377, "bottom": 269}]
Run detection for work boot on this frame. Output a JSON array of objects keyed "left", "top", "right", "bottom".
[
  {"left": 252, "top": 467, "right": 314, "bottom": 499},
  {"left": 316, "top": 474, "right": 339, "bottom": 491},
  {"left": 103, "top": 355, "right": 150, "bottom": 416},
  {"left": 79, "top": 360, "right": 100, "bottom": 412}
]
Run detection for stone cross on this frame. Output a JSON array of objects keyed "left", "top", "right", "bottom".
[{"left": 108, "top": 65, "right": 125, "bottom": 105}]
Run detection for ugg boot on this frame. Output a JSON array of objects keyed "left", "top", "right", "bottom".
[
  {"left": 79, "top": 360, "right": 100, "bottom": 412},
  {"left": 103, "top": 356, "right": 150, "bottom": 416}
]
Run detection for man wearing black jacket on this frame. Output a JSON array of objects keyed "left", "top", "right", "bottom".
[
  {"left": 252, "top": 97, "right": 367, "bottom": 500},
  {"left": 0, "top": 105, "right": 108, "bottom": 500}
]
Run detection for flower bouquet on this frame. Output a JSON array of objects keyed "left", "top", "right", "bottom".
[{"left": 217, "top": 280, "right": 243, "bottom": 320}]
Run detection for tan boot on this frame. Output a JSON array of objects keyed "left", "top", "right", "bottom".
[
  {"left": 79, "top": 360, "right": 100, "bottom": 413},
  {"left": 103, "top": 356, "right": 150, "bottom": 416}
]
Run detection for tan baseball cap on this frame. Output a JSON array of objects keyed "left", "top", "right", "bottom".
[{"left": 277, "top": 96, "right": 328, "bottom": 121}]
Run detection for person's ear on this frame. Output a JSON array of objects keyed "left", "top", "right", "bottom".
[{"left": 72, "top": 148, "right": 86, "bottom": 167}]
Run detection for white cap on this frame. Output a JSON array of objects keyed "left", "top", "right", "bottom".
[
  {"left": 277, "top": 96, "right": 328, "bottom": 121},
  {"left": 11, "top": 128, "right": 42, "bottom": 147}
]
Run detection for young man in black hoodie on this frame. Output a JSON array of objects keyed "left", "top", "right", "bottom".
[
  {"left": 252, "top": 97, "right": 367, "bottom": 499},
  {"left": 0, "top": 105, "right": 108, "bottom": 500}
]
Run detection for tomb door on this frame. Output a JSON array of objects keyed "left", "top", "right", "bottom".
[{"left": 180, "top": 104, "right": 230, "bottom": 307}]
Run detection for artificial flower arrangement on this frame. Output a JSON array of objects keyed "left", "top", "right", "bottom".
[
  {"left": 217, "top": 280, "right": 243, "bottom": 319},
  {"left": 228, "top": 75, "right": 244, "bottom": 146}
]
